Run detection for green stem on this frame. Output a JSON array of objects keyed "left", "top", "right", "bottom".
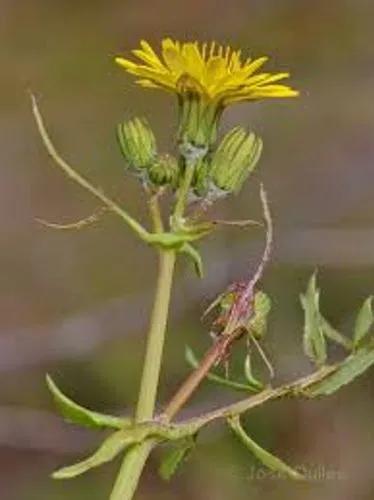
[
  {"left": 135, "top": 250, "right": 176, "bottom": 419},
  {"left": 172, "top": 160, "right": 196, "bottom": 222},
  {"left": 109, "top": 440, "right": 155, "bottom": 500},
  {"left": 110, "top": 250, "right": 175, "bottom": 500},
  {"left": 110, "top": 159, "right": 197, "bottom": 500}
]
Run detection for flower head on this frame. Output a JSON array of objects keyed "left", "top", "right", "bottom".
[
  {"left": 116, "top": 39, "right": 298, "bottom": 152},
  {"left": 115, "top": 39, "right": 298, "bottom": 105}
]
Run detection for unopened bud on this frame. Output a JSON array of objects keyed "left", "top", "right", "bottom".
[
  {"left": 209, "top": 127, "right": 263, "bottom": 199},
  {"left": 177, "top": 83, "right": 223, "bottom": 156},
  {"left": 117, "top": 117, "right": 156, "bottom": 175},
  {"left": 148, "top": 154, "right": 179, "bottom": 187}
]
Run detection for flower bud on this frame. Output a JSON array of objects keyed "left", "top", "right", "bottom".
[
  {"left": 117, "top": 117, "right": 156, "bottom": 175},
  {"left": 148, "top": 154, "right": 179, "bottom": 187},
  {"left": 177, "top": 81, "right": 223, "bottom": 156},
  {"left": 208, "top": 127, "right": 263, "bottom": 200}
]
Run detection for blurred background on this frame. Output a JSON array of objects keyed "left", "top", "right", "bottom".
[{"left": 1, "top": 0, "right": 373, "bottom": 499}]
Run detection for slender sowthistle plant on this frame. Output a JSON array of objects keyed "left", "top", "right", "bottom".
[{"left": 31, "top": 39, "right": 374, "bottom": 500}]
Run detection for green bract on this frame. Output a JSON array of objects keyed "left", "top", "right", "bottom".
[
  {"left": 117, "top": 117, "right": 156, "bottom": 174},
  {"left": 148, "top": 154, "right": 179, "bottom": 187},
  {"left": 208, "top": 127, "right": 263, "bottom": 199}
]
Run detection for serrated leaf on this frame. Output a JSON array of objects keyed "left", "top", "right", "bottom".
[
  {"left": 158, "top": 438, "right": 196, "bottom": 481},
  {"left": 308, "top": 344, "right": 374, "bottom": 396},
  {"left": 46, "top": 375, "right": 129, "bottom": 430},
  {"left": 228, "top": 416, "right": 304, "bottom": 480},
  {"left": 300, "top": 273, "right": 327, "bottom": 366},
  {"left": 185, "top": 346, "right": 261, "bottom": 393},
  {"left": 320, "top": 316, "right": 352, "bottom": 351},
  {"left": 53, "top": 430, "right": 132, "bottom": 479},
  {"left": 353, "top": 296, "right": 373, "bottom": 348}
]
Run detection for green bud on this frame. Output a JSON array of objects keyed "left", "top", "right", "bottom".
[
  {"left": 177, "top": 90, "right": 223, "bottom": 156},
  {"left": 117, "top": 117, "right": 156, "bottom": 175},
  {"left": 208, "top": 127, "right": 263, "bottom": 200},
  {"left": 148, "top": 154, "right": 179, "bottom": 187}
]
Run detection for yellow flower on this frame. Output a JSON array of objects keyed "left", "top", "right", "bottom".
[
  {"left": 115, "top": 39, "right": 298, "bottom": 104},
  {"left": 115, "top": 39, "right": 298, "bottom": 150}
]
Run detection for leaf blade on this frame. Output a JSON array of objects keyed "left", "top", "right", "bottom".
[
  {"left": 228, "top": 416, "right": 304, "bottom": 480},
  {"left": 53, "top": 430, "right": 132, "bottom": 479},
  {"left": 301, "top": 273, "right": 327, "bottom": 366},
  {"left": 46, "top": 374, "right": 129, "bottom": 430},
  {"left": 353, "top": 296, "right": 373, "bottom": 348},
  {"left": 308, "top": 345, "right": 374, "bottom": 396},
  {"left": 158, "top": 438, "right": 196, "bottom": 481}
]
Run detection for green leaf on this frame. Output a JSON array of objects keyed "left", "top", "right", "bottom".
[
  {"left": 185, "top": 347, "right": 262, "bottom": 393},
  {"left": 300, "top": 273, "right": 327, "bottom": 366},
  {"left": 320, "top": 316, "right": 352, "bottom": 351},
  {"left": 246, "top": 291, "right": 271, "bottom": 339},
  {"left": 179, "top": 243, "right": 204, "bottom": 278},
  {"left": 228, "top": 416, "right": 304, "bottom": 480},
  {"left": 243, "top": 354, "right": 264, "bottom": 390},
  {"left": 53, "top": 430, "right": 132, "bottom": 479},
  {"left": 158, "top": 437, "right": 196, "bottom": 481},
  {"left": 308, "top": 344, "right": 374, "bottom": 396},
  {"left": 46, "top": 374, "right": 129, "bottom": 430},
  {"left": 353, "top": 296, "right": 373, "bottom": 348}
]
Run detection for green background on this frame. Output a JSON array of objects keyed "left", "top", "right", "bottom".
[{"left": 0, "top": 1, "right": 373, "bottom": 499}]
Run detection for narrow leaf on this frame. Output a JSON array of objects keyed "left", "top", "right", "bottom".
[
  {"left": 158, "top": 438, "right": 196, "bottom": 481},
  {"left": 180, "top": 243, "right": 204, "bottom": 278},
  {"left": 353, "top": 296, "right": 373, "bottom": 348},
  {"left": 46, "top": 374, "right": 129, "bottom": 430},
  {"left": 228, "top": 416, "right": 304, "bottom": 480},
  {"left": 243, "top": 354, "right": 264, "bottom": 390},
  {"left": 308, "top": 345, "right": 374, "bottom": 396},
  {"left": 30, "top": 94, "right": 150, "bottom": 242},
  {"left": 300, "top": 273, "right": 327, "bottom": 366},
  {"left": 185, "top": 347, "right": 261, "bottom": 393},
  {"left": 53, "top": 430, "right": 132, "bottom": 479},
  {"left": 320, "top": 316, "right": 352, "bottom": 351}
]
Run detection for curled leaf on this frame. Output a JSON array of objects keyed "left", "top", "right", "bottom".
[
  {"left": 53, "top": 430, "right": 132, "bottom": 479},
  {"left": 179, "top": 243, "right": 204, "bottom": 278},
  {"left": 243, "top": 354, "right": 264, "bottom": 391},
  {"left": 46, "top": 374, "right": 129, "bottom": 430},
  {"left": 36, "top": 207, "right": 107, "bottom": 231},
  {"left": 228, "top": 416, "right": 304, "bottom": 480},
  {"left": 30, "top": 93, "right": 150, "bottom": 242}
]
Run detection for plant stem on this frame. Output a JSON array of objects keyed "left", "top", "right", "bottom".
[
  {"left": 109, "top": 440, "right": 155, "bottom": 500},
  {"left": 110, "top": 250, "right": 175, "bottom": 500},
  {"left": 163, "top": 328, "right": 243, "bottom": 420},
  {"left": 110, "top": 158, "right": 197, "bottom": 500},
  {"left": 135, "top": 250, "right": 176, "bottom": 419}
]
